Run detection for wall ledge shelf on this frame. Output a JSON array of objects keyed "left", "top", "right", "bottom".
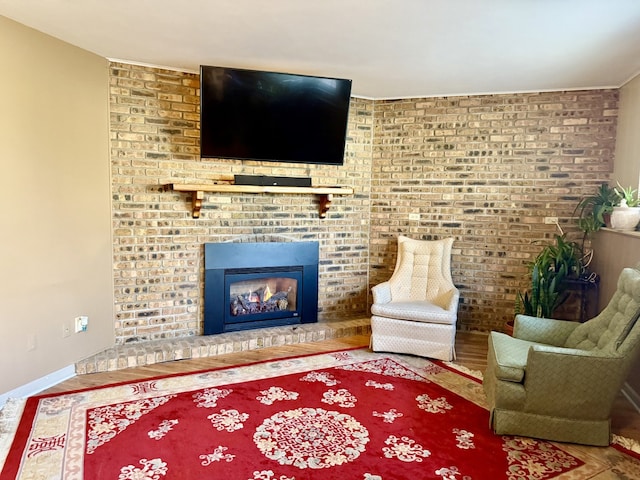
[
  {"left": 163, "top": 183, "right": 354, "bottom": 219},
  {"left": 599, "top": 227, "right": 640, "bottom": 239}
]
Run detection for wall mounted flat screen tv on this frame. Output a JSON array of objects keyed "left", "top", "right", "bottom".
[{"left": 200, "top": 65, "right": 352, "bottom": 165}]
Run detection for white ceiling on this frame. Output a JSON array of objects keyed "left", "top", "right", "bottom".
[{"left": 2, "top": 0, "right": 640, "bottom": 99}]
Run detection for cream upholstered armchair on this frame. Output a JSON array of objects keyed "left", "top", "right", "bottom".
[
  {"left": 483, "top": 265, "right": 640, "bottom": 446},
  {"left": 370, "top": 236, "right": 459, "bottom": 361}
]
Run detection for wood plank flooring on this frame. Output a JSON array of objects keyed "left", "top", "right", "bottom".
[{"left": 40, "top": 331, "right": 640, "bottom": 442}]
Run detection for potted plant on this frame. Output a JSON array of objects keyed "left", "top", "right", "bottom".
[
  {"left": 574, "top": 183, "right": 618, "bottom": 231},
  {"left": 614, "top": 183, "right": 640, "bottom": 207},
  {"left": 509, "top": 232, "right": 582, "bottom": 334},
  {"left": 575, "top": 182, "right": 640, "bottom": 233},
  {"left": 610, "top": 183, "right": 640, "bottom": 231},
  {"left": 515, "top": 233, "right": 581, "bottom": 316}
]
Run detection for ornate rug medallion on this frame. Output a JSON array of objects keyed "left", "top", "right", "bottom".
[{"left": 254, "top": 407, "right": 369, "bottom": 469}]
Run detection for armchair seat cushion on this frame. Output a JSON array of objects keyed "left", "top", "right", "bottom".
[
  {"left": 488, "top": 331, "right": 539, "bottom": 383},
  {"left": 371, "top": 300, "right": 456, "bottom": 325}
]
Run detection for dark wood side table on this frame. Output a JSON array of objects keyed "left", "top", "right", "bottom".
[{"left": 561, "top": 275, "right": 600, "bottom": 323}]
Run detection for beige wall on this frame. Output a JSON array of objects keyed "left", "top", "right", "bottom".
[
  {"left": 594, "top": 72, "right": 640, "bottom": 309},
  {"left": 613, "top": 72, "right": 640, "bottom": 191},
  {"left": 591, "top": 230, "right": 640, "bottom": 400},
  {"left": 591, "top": 230, "right": 640, "bottom": 307},
  {"left": 0, "top": 17, "right": 114, "bottom": 395},
  {"left": 592, "top": 73, "right": 640, "bottom": 402}
]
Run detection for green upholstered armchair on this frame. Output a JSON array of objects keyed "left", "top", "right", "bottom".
[{"left": 483, "top": 266, "right": 640, "bottom": 446}]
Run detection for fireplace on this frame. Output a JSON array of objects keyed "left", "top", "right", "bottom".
[{"left": 204, "top": 241, "right": 319, "bottom": 334}]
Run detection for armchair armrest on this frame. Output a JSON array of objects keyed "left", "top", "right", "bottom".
[
  {"left": 514, "top": 314, "right": 580, "bottom": 346},
  {"left": 523, "top": 346, "right": 628, "bottom": 418},
  {"left": 442, "top": 287, "right": 460, "bottom": 313},
  {"left": 372, "top": 281, "right": 391, "bottom": 305}
]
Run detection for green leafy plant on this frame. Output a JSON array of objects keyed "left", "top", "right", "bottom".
[
  {"left": 515, "top": 233, "right": 581, "bottom": 318},
  {"left": 516, "top": 264, "right": 567, "bottom": 318},
  {"left": 614, "top": 182, "right": 639, "bottom": 207},
  {"left": 576, "top": 214, "right": 601, "bottom": 245},
  {"left": 574, "top": 183, "right": 618, "bottom": 229}
]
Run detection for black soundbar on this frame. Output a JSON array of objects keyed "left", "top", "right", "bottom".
[{"left": 234, "top": 175, "right": 312, "bottom": 187}]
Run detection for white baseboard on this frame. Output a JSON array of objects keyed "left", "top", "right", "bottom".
[{"left": 0, "top": 365, "right": 75, "bottom": 410}]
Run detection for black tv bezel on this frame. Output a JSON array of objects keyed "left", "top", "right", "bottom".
[{"left": 199, "top": 65, "right": 352, "bottom": 165}]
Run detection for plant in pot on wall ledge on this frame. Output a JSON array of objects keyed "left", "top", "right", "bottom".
[
  {"left": 575, "top": 182, "right": 640, "bottom": 234},
  {"left": 611, "top": 183, "right": 640, "bottom": 231},
  {"left": 510, "top": 231, "right": 582, "bottom": 335}
]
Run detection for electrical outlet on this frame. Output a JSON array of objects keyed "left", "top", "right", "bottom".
[
  {"left": 544, "top": 216, "right": 558, "bottom": 225},
  {"left": 408, "top": 213, "right": 420, "bottom": 221},
  {"left": 75, "top": 316, "right": 89, "bottom": 333},
  {"left": 62, "top": 323, "right": 71, "bottom": 338}
]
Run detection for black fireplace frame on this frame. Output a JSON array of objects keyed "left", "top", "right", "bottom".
[{"left": 204, "top": 241, "right": 319, "bottom": 334}]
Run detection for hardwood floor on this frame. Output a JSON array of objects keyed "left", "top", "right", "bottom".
[{"left": 40, "top": 331, "right": 640, "bottom": 442}]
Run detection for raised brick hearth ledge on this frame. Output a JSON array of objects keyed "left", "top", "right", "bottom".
[{"left": 75, "top": 317, "right": 371, "bottom": 374}]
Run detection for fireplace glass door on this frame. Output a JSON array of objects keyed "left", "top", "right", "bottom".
[{"left": 224, "top": 268, "right": 303, "bottom": 327}]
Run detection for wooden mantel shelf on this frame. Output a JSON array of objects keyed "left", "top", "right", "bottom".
[{"left": 163, "top": 183, "right": 354, "bottom": 219}]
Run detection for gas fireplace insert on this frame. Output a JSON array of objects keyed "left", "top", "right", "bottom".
[{"left": 204, "top": 241, "right": 319, "bottom": 334}]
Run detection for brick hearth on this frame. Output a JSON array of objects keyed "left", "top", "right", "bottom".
[{"left": 75, "top": 317, "right": 371, "bottom": 374}]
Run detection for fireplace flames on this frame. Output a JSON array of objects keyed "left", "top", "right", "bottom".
[{"left": 230, "top": 283, "right": 294, "bottom": 317}]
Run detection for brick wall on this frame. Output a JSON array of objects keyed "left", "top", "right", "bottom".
[
  {"left": 370, "top": 92, "right": 617, "bottom": 331},
  {"left": 110, "top": 62, "right": 373, "bottom": 344},
  {"left": 110, "top": 61, "right": 617, "bottom": 343}
]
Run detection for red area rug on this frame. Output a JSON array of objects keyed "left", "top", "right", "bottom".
[{"left": 1, "top": 348, "right": 639, "bottom": 479}]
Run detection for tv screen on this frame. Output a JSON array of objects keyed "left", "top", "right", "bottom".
[{"left": 200, "top": 65, "right": 352, "bottom": 165}]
